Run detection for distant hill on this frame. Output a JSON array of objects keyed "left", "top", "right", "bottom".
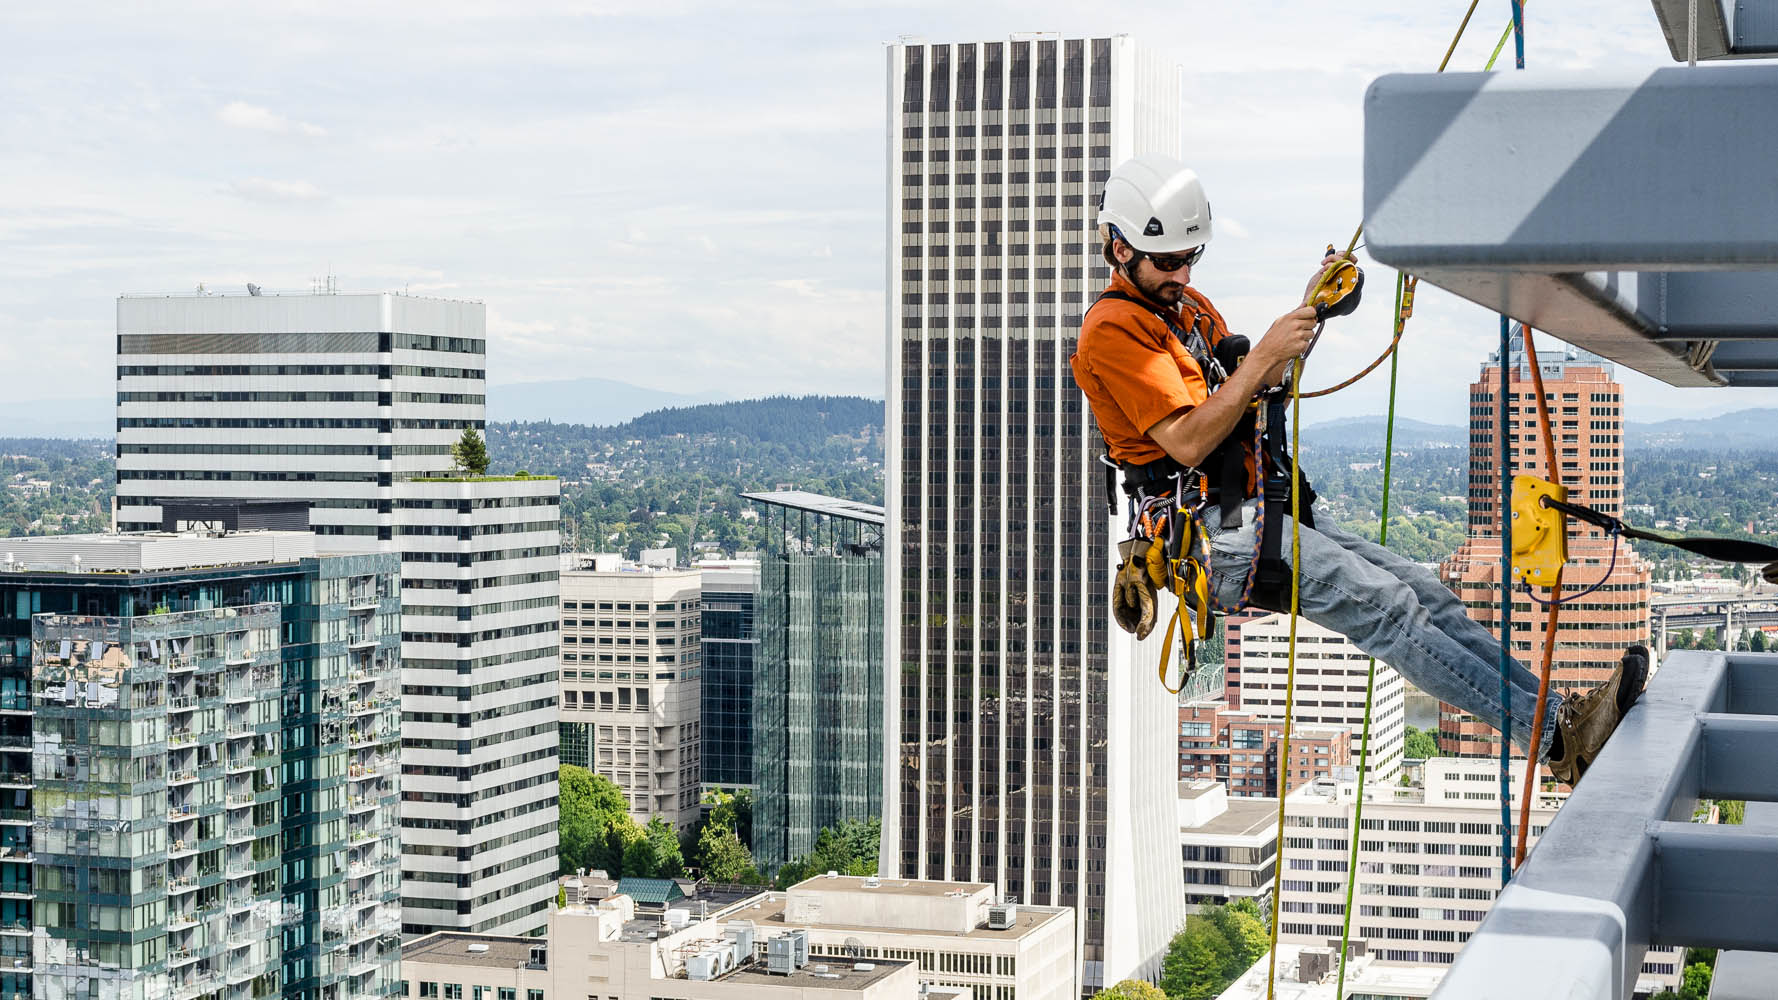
[
  {"left": 1301, "top": 415, "right": 1468, "bottom": 450},
  {"left": 486, "top": 377, "right": 728, "bottom": 427},
  {"left": 1626, "top": 408, "right": 1778, "bottom": 451}
]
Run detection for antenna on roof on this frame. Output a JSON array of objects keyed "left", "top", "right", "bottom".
[{"left": 246, "top": 283, "right": 261, "bottom": 297}]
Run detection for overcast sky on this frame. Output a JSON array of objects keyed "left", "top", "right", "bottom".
[{"left": 4, "top": 0, "right": 1773, "bottom": 426}]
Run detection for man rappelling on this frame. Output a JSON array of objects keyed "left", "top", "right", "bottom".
[{"left": 1069, "top": 153, "right": 1648, "bottom": 785}]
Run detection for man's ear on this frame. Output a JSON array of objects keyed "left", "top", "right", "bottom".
[{"left": 1113, "top": 240, "right": 1134, "bottom": 265}]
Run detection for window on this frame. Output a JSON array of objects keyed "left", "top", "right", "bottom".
[
  {"left": 420, "top": 985, "right": 439, "bottom": 999},
  {"left": 499, "top": 990, "right": 516, "bottom": 1000},
  {"left": 445, "top": 986, "right": 463, "bottom": 1000},
  {"left": 528, "top": 992, "right": 544, "bottom": 1000}
]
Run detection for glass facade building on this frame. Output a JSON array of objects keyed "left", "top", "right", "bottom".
[
  {"left": 883, "top": 35, "right": 1186, "bottom": 988},
  {"left": 745, "top": 495, "right": 883, "bottom": 873},
  {"left": 697, "top": 561, "right": 758, "bottom": 793},
  {"left": 0, "top": 534, "right": 401, "bottom": 1000}
]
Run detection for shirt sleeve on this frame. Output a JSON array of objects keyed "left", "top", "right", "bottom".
[{"left": 1085, "top": 312, "right": 1210, "bottom": 435}]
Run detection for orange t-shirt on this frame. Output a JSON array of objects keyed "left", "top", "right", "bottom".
[{"left": 1070, "top": 271, "right": 1236, "bottom": 467}]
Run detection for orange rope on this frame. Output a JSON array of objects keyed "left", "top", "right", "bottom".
[{"left": 1514, "top": 326, "right": 1562, "bottom": 864}]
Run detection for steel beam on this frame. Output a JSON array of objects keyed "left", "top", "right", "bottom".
[
  {"left": 1651, "top": 822, "right": 1778, "bottom": 950},
  {"left": 1431, "top": 653, "right": 1778, "bottom": 1000},
  {"left": 1697, "top": 714, "right": 1778, "bottom": 800},
  {"left": 1651, "top": 0, "right": 1778, "bottom": 61},
  {"left": 1363, "top": 67, "right": 1778, "bottom": 388}
]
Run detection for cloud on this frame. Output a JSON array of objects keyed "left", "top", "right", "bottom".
[
  {"left": 217, "top": 101, "right": 326, "bottom": 137},
  {"left": 227, "top": 178, "right": 327, "bottom": 203}
]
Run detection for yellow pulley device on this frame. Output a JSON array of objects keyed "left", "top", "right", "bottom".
[{"left": 1510, "top": 475, "right": 1568, "bottom": 588}]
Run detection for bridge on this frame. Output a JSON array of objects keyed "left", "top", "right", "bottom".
[{"left": 1650, "top": 595, "right": 1778, "bottom": 654}]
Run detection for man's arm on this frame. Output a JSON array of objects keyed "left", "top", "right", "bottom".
[{"left": 1146, "top": 303, "right": 1318, "bottom": 469}]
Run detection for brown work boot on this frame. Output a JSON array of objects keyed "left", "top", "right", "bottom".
[{"left": 1548, "top": 645, "right": 1649, "bottom": 787}]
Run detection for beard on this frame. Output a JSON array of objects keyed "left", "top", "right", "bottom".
[{"left": 1134, "top": 268, "right": 1186, "bottom": 306}]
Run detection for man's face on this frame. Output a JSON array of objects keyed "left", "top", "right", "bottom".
[{"left": 1116, "top": 241, "right": 1192, "bottom": 306}]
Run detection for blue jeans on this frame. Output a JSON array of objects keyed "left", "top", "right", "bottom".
[{"left": 1204, "top": 499, "right": 1560, "bottom": 757}]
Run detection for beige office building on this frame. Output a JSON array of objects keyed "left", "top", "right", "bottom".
[
  {"left": 1274, "top": 758, "right": 1680, "bottom": 993},
  {"left": 559, "top": 566, "right": 703, "bottom": 831},
  {"left": 1236, "top": 613, "right": 1406, "bottom": 786},
  {"left": 401, "top": 876, "right": 1073, "bottom": 1000}
]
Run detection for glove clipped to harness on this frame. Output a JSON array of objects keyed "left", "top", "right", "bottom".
[{"left": 1113, "top": 550, "right": 1158, "bottom": 639}]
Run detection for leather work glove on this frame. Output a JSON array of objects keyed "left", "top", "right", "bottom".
[{"left": 1112, "top": 555, "right": 1158, "bottom": 639}]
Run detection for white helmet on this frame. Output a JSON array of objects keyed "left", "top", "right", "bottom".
[{"left": 1097, "top": 153, "right": 1212, "bottom": 255}]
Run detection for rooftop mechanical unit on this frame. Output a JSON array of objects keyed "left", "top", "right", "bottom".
[{"left": 987, "top": 903, "right": 1017, "bottom": 930}]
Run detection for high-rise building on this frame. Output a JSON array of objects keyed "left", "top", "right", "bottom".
[
  {"left": 557, "top": 566, "right": 703, "bottom": 832},
  {"left": 114, "top": 291, "right": 561, "bottom": 936},
  {"left": 1234, "top": 613, "right": 1406, "bottom": 785},
  {"left": 882, "top": 35, "right": 1184, "bottom": 987},
  {"left": 697, "top": 559, "right": 760, "bottom": 794},
  {"left": 1437, "top": 333, "right": 1651, "bottom": 757},
  {"left": 744, "top": 492, "right": 883, "bottom": 873},
  {"left": 0, "top": 528, "right": 402, "bottom": 1000}
]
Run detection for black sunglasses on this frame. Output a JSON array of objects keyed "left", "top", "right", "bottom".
[{"left": 1142, "top": 245, "right": 1205, "bottom": 272}]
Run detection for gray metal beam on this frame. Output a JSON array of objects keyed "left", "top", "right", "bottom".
[
  {"left": 1697, "top": 714, "right": 1778, "bottom": 799},
  {"left": 1432, "top": 653, "right": 1778, "bottom": 1000},
  {"left": 1364, "top": 67, "right": 1778, "bottom": 388},
  {"left": 1650, "top": 0, "right": 1733, "bottom": 60},
  {"left": 1651, "top": 822, "right": 1778, "bottom": 950},
  {"left": 1654, "top": 0, "right": 1778, "bottom": 60}
]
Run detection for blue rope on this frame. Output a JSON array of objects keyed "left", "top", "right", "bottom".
[
  {"left": 1496, "top": 314, "right": 1515, "bottom": 886},
  {"left": 1511, "top": 0, "right": 1526, "bottom": 70}
]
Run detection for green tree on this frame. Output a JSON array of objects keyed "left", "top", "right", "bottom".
[
  {"left": 1681, "top": 961, "right": 1713, "bottom": 1000},
  {"left": 1403, "top": 725, "right": 1440, "bottom": 760},
  {"left": 1159, "top": 919, "right": 1233, "bottom": 1000},
  {"left": 452, "top": 426, "right": 490, "bottom": 475},
  {"left": 1091, "top": 981, "right": 1167, "bottom": 1000},
  {"left": 623, "top": 817, "right": 686, "bottom": 879},
  {"left": 1752, "top": 630, "right": 1770, "bottom": 653},
  {"left": 1700, "top": 629, "right": 1722, "bottom": 651},
  {"left": 774, "top": 818, "right": 881, "bottom": 888},
  {"left": 696, "top": 822, "right": 763, "bottom": 883},
  {"left": 558, "top": 766, "right": 644, "bottom": 876},
  {"left": 703, "top": 788, "right": 754, "bottom": 851}
]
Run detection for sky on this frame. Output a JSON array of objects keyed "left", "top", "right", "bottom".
[{"left": 4, "top": 0, "right": 1775, "bottom": 427}]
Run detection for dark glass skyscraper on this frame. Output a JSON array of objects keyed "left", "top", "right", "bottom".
[
  {"left": 883, "top": 34, "right": 1186, "bottom": 989},
  {"left": 698, "top": 561, "right": 759, "bottom": 793},
  {"left": 745, "top": 493, "right": 883, "bottom": 873}
]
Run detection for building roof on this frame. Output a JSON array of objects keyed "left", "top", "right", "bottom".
[
  {"left": 402, "top": 933, "right": 543, "bottom": 970},
  {"left": 736, "top": 891, "right": 1067, "bottom": 941},
  {"left": 1184, "top": 797, "right": 1280, "bottom": 838},
  {"left": 719, "top": 957, "right": 906, "bottom": 992},
  {"left": 1215, "top": 943, "right": 1444, "bottom": 1000},
  {"left": 789, "top": 875, "right": 990, "bottom": 898},
  {"left": 617, "top": 877, "right": 686, "bottom": 905},
  {"left": 741, "top": 491, "right": 885, "bottom": 526}
]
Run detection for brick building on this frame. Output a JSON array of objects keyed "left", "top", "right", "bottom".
[
  {"left": 1437, "top": 332, "right": 1652, "bottom": 757},
  {"left": 1178, "top": 702, "right": 1352, "bottom": 797}
]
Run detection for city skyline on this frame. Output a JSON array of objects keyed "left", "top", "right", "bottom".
[{"left": 7, "top": 2, "right": 1778, "bottom": 429}]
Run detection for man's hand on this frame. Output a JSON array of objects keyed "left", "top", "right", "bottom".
[{"left": 1250, "top": 305, "right": 1318, "bottom": 388}]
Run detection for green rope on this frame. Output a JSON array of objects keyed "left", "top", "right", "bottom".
[
  {"left": 1484, "top": 18, "right": 1515, "bottom": 70},
  {"left": 1333, "top": 274, "right": 1406, "bottom": 998}
]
